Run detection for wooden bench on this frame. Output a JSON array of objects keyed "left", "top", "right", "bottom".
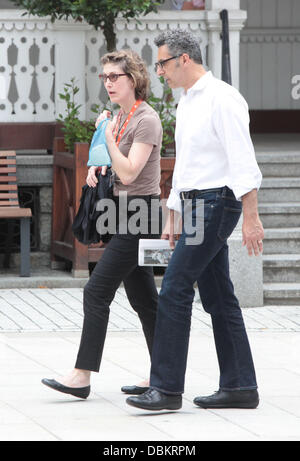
[{"left": 0, "top": 150, "right": 32, "bottom": 276}]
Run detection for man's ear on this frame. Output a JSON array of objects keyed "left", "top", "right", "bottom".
[{"left": 182, "top": 53, "right": 191, "bottom": 66}]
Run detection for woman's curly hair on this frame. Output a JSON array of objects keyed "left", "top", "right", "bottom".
[{"left": 100, "top": 49, "right": 150, "bottom": 101}]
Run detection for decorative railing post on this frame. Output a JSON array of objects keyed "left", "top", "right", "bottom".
[{"left": 51, "top": 21, "right": 90, "bottom": 121}]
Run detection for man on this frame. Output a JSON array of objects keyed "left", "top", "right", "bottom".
[{"left": 126, "top": 29, "right": 264, "bottom": 411}]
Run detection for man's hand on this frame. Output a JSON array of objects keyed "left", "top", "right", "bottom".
[
  {"left": 242, "top": 189, "right": 264, "bottom": 256},
  {"left": 242, "top": 216, "right": 264, "bottom": 256},
  {"left": 161, "top": 209, "right": 182, "bottom": 249}
]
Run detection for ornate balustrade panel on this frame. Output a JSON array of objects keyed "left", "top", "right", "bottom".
[
  {"left": 0, "top": 13, "right": 55, "bottom": 122},
  {"left": 0, "top": 7, "right": 246, "bottom": 122}
]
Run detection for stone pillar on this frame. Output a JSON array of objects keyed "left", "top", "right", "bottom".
[
  {"left": 16, "top": 152, "right": 54, "bottom": 269},
  {"left": 228, "top": 215, "right": 263, "bottom": 307},
  {"left": 205, "top": 0, "right": 247, "bottom": 89},
  {"left": 194, "top": 214, "right": 263, "bottom": 307}
]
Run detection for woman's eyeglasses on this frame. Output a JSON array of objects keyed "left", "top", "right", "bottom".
[
  {"left": 98, "top": 73, "right": 129, "bottom": 83},
  {"left": 154, "top": 55, "right": 182, "bottom": 72}
]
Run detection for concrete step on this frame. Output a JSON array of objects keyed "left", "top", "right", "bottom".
[
  {"left": 256, "top": 152, "right": 300, "bottom": 177},
  {"left": 252, "top": 133, "right": 300, "bottom": 152},
  {"left": 259, "top": 202, "right": 300, "bottom": 227},
  {"left": 263, "top": 254, "right": 300, "bottom": 283},
  {"left": 0, "top": 251, "right": 51, "bottom": 269},
  {"left": 258, "top": 178, "right": 300, "bottom": 202},
  {"left": 262, "top": 227, "right": 300, "bottom": 254},
  {"left": 264, "top": 282, "right": 300, "bottom": 305},
  {"left": 0, "top": 268, "right": 89, "bottom": 289}
]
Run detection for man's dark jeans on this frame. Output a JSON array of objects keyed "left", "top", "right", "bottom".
[{"left": 150, "top": 187, "right": 258, "bottom": 395}]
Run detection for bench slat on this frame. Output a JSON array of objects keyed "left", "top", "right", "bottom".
[
  {"left": 0, "top": 184, "right": 17, "bottom": 190},
  {"left": 0, "top": 151, "right": 16, "bottom": 157},
  {"left": 0, "top": 200, "right": 19, "bottom": 206},
  {"left": 0, "top": 167, "right": 16, "bottom": 174},
  {"left": 0, "top": 176, "right": 17, "bottom": 182},
  {"left": 0, "top": 207, "right": 32, "bottom": 218},
  {"left": 0, "top": 159, "right": 16, "bottom": 165},
  {"left": 0, "top": 193, "right": 18, "bottom": 199}
]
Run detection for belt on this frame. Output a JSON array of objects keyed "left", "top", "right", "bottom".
[{"left": 179, "top": 187, "right": 225, "bottom": 200}]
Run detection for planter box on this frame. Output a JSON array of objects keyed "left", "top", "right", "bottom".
[
  {"left": 160, "top": 156, "right": 175, "bottom": 199},
  {"left": 51, "top": 139, "right": 105, "bottom": 277},
  {"left": 51, "top": 138, "right": 175, "bottom": 277}
]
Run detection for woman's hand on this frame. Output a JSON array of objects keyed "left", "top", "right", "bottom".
[
  {"left": 86, "top": 166, "right": 98, "bottom": 187},
  {"left": 86, "top": 166, "right": 108, "bottom": 188},
  {"left": 95, "top": 110, "right": 111, "bottom": 128}
]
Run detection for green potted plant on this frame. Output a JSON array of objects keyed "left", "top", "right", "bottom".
[
  {"left": 148, "top": 76, "right": 176, "bottom": 199},
  {"left": 56, "top": 78, "right": 97, "bottom": 153},
  {"left": 148, "top": 76, "right": 176, "bottom": 157}
]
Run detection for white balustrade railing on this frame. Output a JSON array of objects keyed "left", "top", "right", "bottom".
[{"left": 0, "top": 3, "right": 246, "bottom": 122}]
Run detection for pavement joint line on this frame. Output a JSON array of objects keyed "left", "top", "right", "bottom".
[
  {"left": 0, "top": 294, "right": 44, "bottom": 330},
  {"left": 11, "top": 290, "right": 64, "bottom": 330},
  {"left": 2, "top": 400, "right": 62, "bottom": 441},
  {"left": 0, "top": 288, "right": 299, "bottom": 333},
  {"left": 26, "top": 290, "right": 81, "bottom": 328}
]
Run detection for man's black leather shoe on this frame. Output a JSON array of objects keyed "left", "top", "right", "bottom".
[
  {"left": 41, "top": 378, "right": 90, "bottom": 399},
  {"left": 193, "top": 389, "right": 259, "bottom": 409},
  {"left": 121, "top": 385, "right": 149, "bottom": 395},
  {"left": 126, "top": 388, "right": 182, "bottom": 411}
]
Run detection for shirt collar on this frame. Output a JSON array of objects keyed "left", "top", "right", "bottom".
[{"left": 183, "top": 71, "right": 213, "bottom": 96}]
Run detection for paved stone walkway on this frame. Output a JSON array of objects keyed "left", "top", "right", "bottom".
[
  {"left": 0, "top": 287, "right": 299, "bottom": 441},
  {"left": 0, "top": 287, "right": 300, "bottom": 332}
]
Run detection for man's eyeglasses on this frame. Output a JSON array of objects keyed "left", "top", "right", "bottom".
[
  {"left": 99, "top": 73, "right": 129, "bottom": 83},
  {"left": 154, "top": 55, "right": 182, "bottom": 72}
]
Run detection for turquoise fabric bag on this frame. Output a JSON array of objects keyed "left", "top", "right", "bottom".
[{"left": 87, "top": 118, "right": 112, "bottom": 167}]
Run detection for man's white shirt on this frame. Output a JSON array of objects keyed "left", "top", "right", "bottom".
[{"left": 166, "top": 71, "right": 262, "bottom": 212}]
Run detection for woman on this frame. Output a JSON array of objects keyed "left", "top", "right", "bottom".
[{"left": 42, "top": 49, "right": 162, "bottom": 399}]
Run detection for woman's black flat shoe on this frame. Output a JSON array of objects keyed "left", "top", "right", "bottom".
[
  {"left": 121, "top": 385, "right": 149, "bottom": 395},
  {"left": 41, "top": 378, "right": 90, "bottom": 399}
]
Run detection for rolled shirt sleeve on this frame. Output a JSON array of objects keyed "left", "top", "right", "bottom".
[
  {"left": 213, "top": 91, "right": 262, "bottom": 200},
  {"left": 166, "top": 187, "right": 182, "bottom": 213}
]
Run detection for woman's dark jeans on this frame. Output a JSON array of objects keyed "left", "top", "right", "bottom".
[
  {"left": 75, "top": 195, "right": 159, "bottom": 372},
  {"left": 150, "top": 187, "right": 258, "bottom": 395}
]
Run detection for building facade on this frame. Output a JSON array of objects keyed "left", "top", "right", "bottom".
[{"left": 0, "top": 1, "right": 299, "bottom": 305}]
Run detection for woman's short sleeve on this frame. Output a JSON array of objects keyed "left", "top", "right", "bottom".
[{"left": 132, "top": 114, "right": 162, "bottom": 147}]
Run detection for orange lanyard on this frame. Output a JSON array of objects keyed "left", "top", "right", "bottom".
[{"left": 113, "top": 100, "right": 143, "bottom": 146}]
